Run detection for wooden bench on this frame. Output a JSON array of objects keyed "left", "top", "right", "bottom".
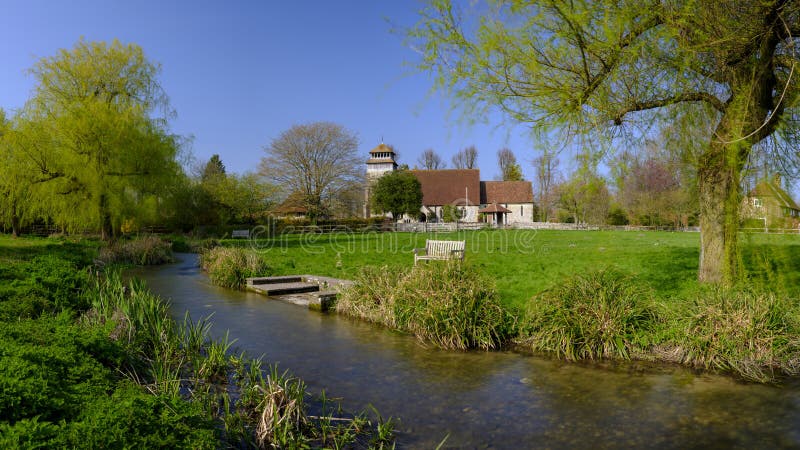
[
  {"left": 231, "top": 229, "right": 250, "bottom": 239},
  {"left": 413, "top": 239, "right": 465, "bottom": 265}
]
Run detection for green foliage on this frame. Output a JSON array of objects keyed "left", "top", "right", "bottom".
[
  {"left": 607, "top": 204, "right": 629, "bottom": 226},
  {"left": 0, "top": 235, "right": 395, "bottom": 447},
  {"left": 337, "top": 262, "right": 514, "bottom": 350},
  {"left": 411, "top": 0, "right": 800, "bottom": 283},
  {"left": 200, "top": 247, "right": 272, "bottom": 289},
  {"left": 504, "top": 162, "right": 523, "bottom": 181},
  {"left": 0, "top": 254, "right": 90, "bottom": 318},
  {"left": 201, "top": 154, "right": 226, "bottom": 181},
  {"left": 518, "top": 270, "right": 658, "bottom": 360},
  {"left": 9, "top": 39, "right": 182, "bottom": 239},
  {"left": 441, "top": 204, "right": 464, "bottom": 222},
  {"left": 371, "top": 169, "right": 424, "bottom": 220}
]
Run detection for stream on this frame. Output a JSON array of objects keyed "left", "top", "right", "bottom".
[{"left": 134, "top": 254, "right": 800, "bottom": 449}]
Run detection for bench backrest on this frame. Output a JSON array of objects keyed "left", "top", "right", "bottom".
[
  {"left": 232, "top": 230, "right": 250, "bottom": 238},
  {"left": 425, "top": 239, "right": 465, "bottom": 257}
]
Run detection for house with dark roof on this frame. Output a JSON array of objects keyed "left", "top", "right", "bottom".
[{"left": 742, "top": 176, "right": 800, "bottom": 228}]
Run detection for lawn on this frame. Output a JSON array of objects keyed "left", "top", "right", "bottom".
[{"left": 224, "top": 229, "right": 800, "bottom": 308}]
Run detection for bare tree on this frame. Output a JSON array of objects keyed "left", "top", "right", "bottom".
[
  {"left": 417, "top": 148, "right": 445, "bottom": 170},
  {"left": 451, "top": 145, "right": 478, "bottom": 169},
  {"left": 532, "top": 149, "right": 560, "bottom": 221},
  {"left": 497, "top": 148, "right": 522, "bottom": 181},
  {"left": 259, "top": 122, "right": 361, "bottom": 219}
]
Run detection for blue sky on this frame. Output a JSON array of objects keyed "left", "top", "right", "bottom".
[{"left": 0, "top": 0, "right": 543, "bottom": 180}]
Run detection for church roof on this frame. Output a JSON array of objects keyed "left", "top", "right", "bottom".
[
  {"left": 411, "top": 169, "right": 481, "bottom": 206},
  {"left": 480, "top": 181, "right": 534, "bottom": 204}
]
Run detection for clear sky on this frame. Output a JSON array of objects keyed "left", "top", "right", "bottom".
[{"left": 0, "top": 0, "right": 541, "bottom": 180}]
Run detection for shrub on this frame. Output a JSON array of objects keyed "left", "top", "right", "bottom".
[
  {"left": 337, "top": 263, "right": 513, "bottom": 350},
  {"left": 657, "top": 286, "right": 800, "bottom": 382},
  {"left": 97, "top": 236, "right": 174, "bottom": 266},
  {"left": 200, "top": 247, "right": 271, "bottom": 289},
  {"left": 518, "top": 270, "right": 658, "bottom": 360},
  {"left": 169, "top": 236, "right": 192, "bottom": 253}
]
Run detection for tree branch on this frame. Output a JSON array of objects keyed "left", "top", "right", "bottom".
[{"left": 612, "top": 91, "right": 726, "bottom": 123}]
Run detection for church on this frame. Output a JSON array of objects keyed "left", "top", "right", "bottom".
[{"left": 364, "top": 143, "right": 535, "bottom": 224}]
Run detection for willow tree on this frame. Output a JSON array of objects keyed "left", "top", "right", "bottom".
[
  {"left": 21, "top": 39, "right": 180, "bottom": 239},
  {"left": 412, "top": 0, "right": 800, "bottom": 284}
]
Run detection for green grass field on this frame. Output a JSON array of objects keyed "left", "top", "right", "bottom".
[{"left": 225, "top": 230, "right": 800, "bottom": 307}]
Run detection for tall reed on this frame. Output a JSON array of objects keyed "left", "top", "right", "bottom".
[
  {"left": 199, "top": 247, "right": 271, "bottom": 289},
  {"left": 337, "top": 262, "right": 514, "bottom": 350},
  {"left": 96, "top": 235, "right": 174, "bottom": 266},
  {"left": 518, "top": 270, "right": 658, "bottom": 360},
  {"left": 657, "top": 286, "right": 800, "bottom": 382},
  {"left": 82, "top": 270, "right": 396, "bottom": 446}
]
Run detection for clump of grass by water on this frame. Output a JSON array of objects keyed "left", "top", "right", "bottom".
[
  {"left": 96, "top": 235, "right": 174, "bottom": 266},
  {"left": 337, "top": 262, "right": 514, "bottom": 350},
  {"left": 518, "top": 270, "right": 658, "bottom": 360},
  {"left": 200, "top": 247, "right": 271, "bottom": 289},
  {"left": 656, "top": 286, "right": 800, "bottom": 383}
]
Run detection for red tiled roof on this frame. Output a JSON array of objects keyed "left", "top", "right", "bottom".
[
  {"left": 480, "top": 181, "right": 533, "bottom": 204},
  {"left": 479, "top": 203, "right": 512, "bottom": 213},
  {"left": 411, "top": 169, "right": 480, "bottom": 206}
]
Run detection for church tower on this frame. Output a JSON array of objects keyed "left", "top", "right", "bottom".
[{"left": 364, "top": 143, "right": 398, "bottom": 217}]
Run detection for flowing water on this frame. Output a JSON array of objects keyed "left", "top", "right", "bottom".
[{"left": 135, "top": 254, "right": 800, "bottom": 449}]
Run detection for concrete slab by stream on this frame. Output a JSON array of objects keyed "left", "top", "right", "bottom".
[{"left": 245, "top": 275, "right": 353, "bottom": 311}]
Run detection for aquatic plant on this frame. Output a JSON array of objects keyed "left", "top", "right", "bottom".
[
  {"left": 657, "top": 286, "right": 800, "bottom": 382},
  {"left": 518, "top": 269, "right": 658, "bottom": 360},
  {"left": 199, "top": 247, "right": 271, "bottom": 289},
  {"left": 337, "top": 262, "right": 514, "bottom": 350},
  {"left": 96, "top": 235, "right": 174, "bottom": 266}
]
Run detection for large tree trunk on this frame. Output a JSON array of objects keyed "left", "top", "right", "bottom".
[
  {"left": 10, "top": 213, "right": 20, "bottom": 238},
  {"left": 697, "top": 141, "right": 744, "bottom": 284},
  {"left": 99, "top": 193, "right": 114, "bottom": 241}
]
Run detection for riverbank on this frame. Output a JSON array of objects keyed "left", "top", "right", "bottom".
[
  {"left": 207, "top": 230, "right": 800, "bottom": 383},
  {"left": 0, "top": 235, "right": 395, "bottom": 448},
  {"left": 139, "top": 252, "right": 800, "bottom": 449}
]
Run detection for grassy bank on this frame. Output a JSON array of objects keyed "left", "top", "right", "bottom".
[
  {"left": 209, "top": 229, "right": 800, "bottom": 382},
  {"left": 218, "top": 229, "right": 800, "bottom": 306},
  {"left": 0, "top": 235, "right": 395, "bottom": 448}
]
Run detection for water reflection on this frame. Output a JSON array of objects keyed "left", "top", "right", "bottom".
[{"left": 134, "top": 255, "right": 800, "bottom": 449}]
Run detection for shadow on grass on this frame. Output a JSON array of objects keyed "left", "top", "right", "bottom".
[
  {"left": 741, "top": 243, "right": 800, "bottom": 295},
  {"left": 634, "top": 246, "right": 699, "bottom": 298}
]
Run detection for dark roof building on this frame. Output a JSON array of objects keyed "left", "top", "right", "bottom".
[
  {"left": 480, "top": 181, "right": 534, "bottom": 204},
  {"left": 411, "top": 169, "right": 481, "bottom": 206}
]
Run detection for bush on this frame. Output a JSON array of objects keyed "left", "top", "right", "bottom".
[
  {"left": 0, "top": 255, "right": 90, "bottom": 315},
  {"left": 337, "top": 263, "right": 514, "bottom": 350},
  {"left": 518, "top": 270, "right": 658, "bottom": 360},
  {"left": 200, "top": 247, "right": 271, "bottom": 289},
  {"left": 657, "top": 286, "right": 800, "bottom": 382},
  {"left": 97, "top": 236, "right": 174, "bottom": 266}
]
